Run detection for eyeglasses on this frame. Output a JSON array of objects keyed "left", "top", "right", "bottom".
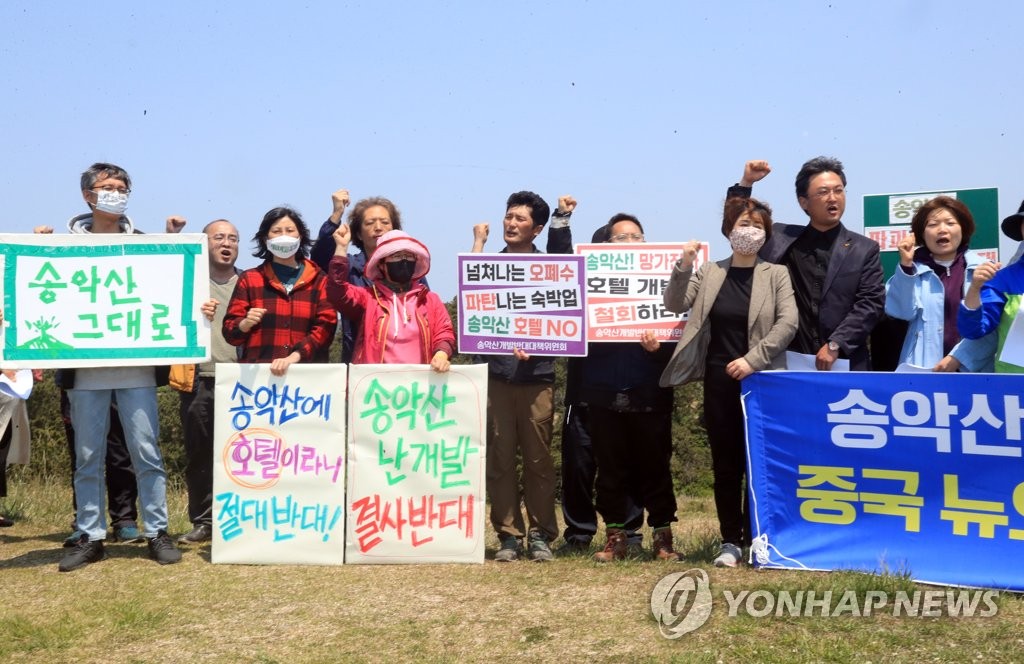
[
  {"left": 610, "top": 233, "right": 645, "bottom": 242},
  {"left": 811, "top": 186, "right": 845, "bottom": 199},
  {"left": 93, "top": 185, "right": 131, "bottom": 195}
]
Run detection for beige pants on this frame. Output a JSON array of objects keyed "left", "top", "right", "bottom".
[{"left": 485, "top": 380, "right": 558, "bottom": 541}]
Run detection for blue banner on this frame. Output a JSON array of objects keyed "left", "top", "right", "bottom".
[{"left": 743, "top": 371, "right": 1024, "bottom": 590}]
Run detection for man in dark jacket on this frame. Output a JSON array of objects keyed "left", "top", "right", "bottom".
[{"left": 727, "top": 158, "right": 885, "bottom": 370}]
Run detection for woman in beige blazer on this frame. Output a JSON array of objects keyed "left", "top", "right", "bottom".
[{"left": 659, "top": 197, "right": 797, "bottom": 568}]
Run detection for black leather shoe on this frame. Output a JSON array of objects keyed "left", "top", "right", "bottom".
[
  {"left": 0, "top": 516, "right": 14, "bottom": 527},
  {"left": 177, "top": 524, "right": 212, "bottom": 544}
]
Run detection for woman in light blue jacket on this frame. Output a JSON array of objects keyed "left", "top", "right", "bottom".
[{"left": 885, "top": 196, "right": 995, "bottom": 371}]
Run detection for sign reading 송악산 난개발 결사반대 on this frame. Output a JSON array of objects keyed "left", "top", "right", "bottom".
[
  {"left": 0, "top": 233, "right": 211, "bottom": 367},
  {"left": 346, "top": 363, "right": 487, "bottom": 564}
]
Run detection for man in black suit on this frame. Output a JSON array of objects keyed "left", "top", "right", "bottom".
[{"left": 727, "top": 158, "right": 884, "bottom": 370}]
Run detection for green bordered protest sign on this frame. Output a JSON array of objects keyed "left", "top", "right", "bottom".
[
  {"left": 863, "top": 188, "right": 999, "bottom": 280},
  {"left": 0, "top": 233, "right": 211, "bottom": 368}
]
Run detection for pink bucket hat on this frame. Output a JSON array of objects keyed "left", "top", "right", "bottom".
[{"left": 365, "top": 230, "right": 431, "bottom": 281}]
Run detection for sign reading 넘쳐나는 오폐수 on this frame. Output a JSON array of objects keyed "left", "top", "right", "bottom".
[
  {"left": 0, "top": 233, "right": 211, "bottom": 367},
  {"left": 576, "top": 242, "right": 707, "bottom": 342},
  {"left": 457, "top": 253, "right": 586, "bottom": 356},
  {"left": 346, "top": 364, "right": 487, "bottom": 564},
  {"left": 743, "top": 370, "right": 1024, "bottom": 591},
  {"left": 213, "top": 363, "right": 347, "bottom": 565}
]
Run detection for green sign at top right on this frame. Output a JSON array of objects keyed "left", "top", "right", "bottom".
[{"left": 863, "top": 187, "right": 999, "bottom": 281}]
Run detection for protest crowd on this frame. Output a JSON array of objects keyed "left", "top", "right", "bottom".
[{"left": 1, "top": 156, "right": 1023, "bottom": 572}]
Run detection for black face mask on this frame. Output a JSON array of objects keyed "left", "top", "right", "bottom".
[{"left": 385, "top": 259, "right": 416, "bottom": 283}]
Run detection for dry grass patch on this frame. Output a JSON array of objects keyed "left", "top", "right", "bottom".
[{"left": 1, "top": 482, "right": 1022, "bottom": 663}]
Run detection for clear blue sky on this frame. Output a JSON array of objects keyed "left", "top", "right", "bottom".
[{"left": 2, "top": 1, "right": 1020, "bottom": 301}]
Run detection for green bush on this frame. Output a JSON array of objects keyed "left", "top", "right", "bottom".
[{"left": 20, "top": 347, "right": 713, "bottom": 497}]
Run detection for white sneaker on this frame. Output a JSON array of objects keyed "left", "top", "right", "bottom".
[{"left": 714, "top": 543, "right": 742, "bottom": 568}]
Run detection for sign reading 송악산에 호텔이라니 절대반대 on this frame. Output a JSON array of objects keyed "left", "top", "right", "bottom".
[
  {"left": 213, "top": 363, "right": 347, "bottom": 565},
  {"left": 0, "top": 232, "right": 211, "bottom": 367}
]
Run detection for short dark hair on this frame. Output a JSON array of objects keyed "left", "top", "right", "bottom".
[
  {"left": 910, "top": 196, "right": 975, "bottom": 248},
  {"left": 794, "top": 156, "right": 846, "bottom": 198},
  {"left": 601, "top": 213, "right": 644, "bottom": 242},
  {"left": 252, "top": 206, "right": 312, "bottom": 260},
  {"left": 81, "top": 162, "right": 131, "bottom": 192},
  {"left": 505, "top": 191, "right": 550, "bottom": 228},
  {"left": 722, "top": 197, "right": 773, "bottom": 240},
  {"left": 347, "top": 197, "right": 403, "bottom": 251}
]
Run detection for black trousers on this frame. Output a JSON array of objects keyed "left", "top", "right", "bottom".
[
  {"left": 179, "top": 377, "right": 215, "bottom": 527},
  {"left": 590, "top": 407, "right": 677, "bottom": 529},
  {"left": 0, "top": 415, "right": 12, "bottom": 497},
  {"left": 61, "top": 388, "right": 138, "bottom": 527},
  {"left": 560, "top": 404, "right": 644, "bottom": 544},
  {"left": 703, "top": 365, "right": 752, "bottom": 547}
]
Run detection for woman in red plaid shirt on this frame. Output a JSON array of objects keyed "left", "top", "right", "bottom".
[{"left": 222, "top": 207, "right": 336, "bottom": 375}]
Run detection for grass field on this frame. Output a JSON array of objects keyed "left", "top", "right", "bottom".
[{"left": 1, "top": 476, "right": 1021, "bottom": 663}]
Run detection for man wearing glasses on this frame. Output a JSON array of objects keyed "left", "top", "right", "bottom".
[
  {"left": 728, "top": 157, "right": 885, "bottom": 370},
  {"left": 49, "top": 162, "right": 183, "bottom": 570}
]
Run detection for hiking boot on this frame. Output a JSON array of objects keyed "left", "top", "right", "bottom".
[
  {"left": 58, "top": 535, "right": 106, "bottom": 572},
  {"left": 147, "top": 530, "right": 183, "bottom": 565},
  {"left": 112, "top": 524, "right": 144, "bottom": 543},
  {"left": 593, "top": 528, "right": 627, "bottom": 562},
  {"left": 494, "top": 535, "right": 523, "bottom": 562},
  {"left": 527, "top": 532, "right": 553, "bottom": 562},
  {"left": 652, "top": 527, "right": 683, "bottom": 561},
  {"left": 178, "top": 524, "right": 213, "bottom": 544},
  {"left": 714, "top": 542, "right": 743, "bottom": 568}
]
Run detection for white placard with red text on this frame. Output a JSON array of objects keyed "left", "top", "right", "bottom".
[
  {"left": 576, "top": 242, "right": 708, "bottom": 342},
  {"left": 345, "top": 363, "right": 487, "bottom": 564}
]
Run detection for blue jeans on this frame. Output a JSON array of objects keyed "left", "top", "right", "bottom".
[{"left": 68, "top": 387, "right": 169, "bottom": 540}]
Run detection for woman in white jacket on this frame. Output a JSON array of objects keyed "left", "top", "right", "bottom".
[{"left": 884, "top": 196, "right": 995, "bottom": 372}]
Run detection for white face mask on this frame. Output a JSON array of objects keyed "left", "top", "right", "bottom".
[
  {"left": 93, "top": 189, "right": 129, "bottom": 216},
  {"left": 267, "top": 235, "right": 300, "bottom": 259}
]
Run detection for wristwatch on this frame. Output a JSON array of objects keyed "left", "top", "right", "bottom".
[{"left": 827, "top": 340, "right": 840, "bottom": 353}]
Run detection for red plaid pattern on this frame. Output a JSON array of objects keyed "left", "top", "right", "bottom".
[{"left": 223, "top": 259, "right": 336, "bottom": 363}]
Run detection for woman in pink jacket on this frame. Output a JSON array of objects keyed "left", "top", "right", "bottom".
[{"left": 326, "top": 227, "right": 455, "bottom": 371}]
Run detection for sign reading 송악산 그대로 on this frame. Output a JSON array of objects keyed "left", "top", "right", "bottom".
[{"left": 0, "top": 233, "right": 211, "bottom": 367}]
